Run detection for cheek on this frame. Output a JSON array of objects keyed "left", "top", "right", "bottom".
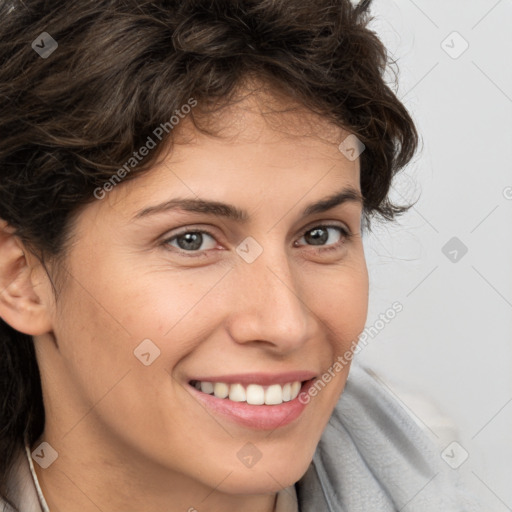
[
  {"left": 53, "top": 281, "right": 135, "bottom": 396},
  {"left": 314, "top": 260, "right": 369, "bottom": 349},
  {"left": 110, "top": 262, "right": 228, "bottom": 338},
  {"left": 51, "top": 271, "right": 192, "bottom": 454}
]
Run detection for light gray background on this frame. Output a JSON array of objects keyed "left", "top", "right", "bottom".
[{"left": 357, "top": 0, "right": 512, "bottom": 509}]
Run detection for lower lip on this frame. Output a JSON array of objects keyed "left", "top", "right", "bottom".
[{"left": 187, "top": 380, "right": 315, "bottom": 430}]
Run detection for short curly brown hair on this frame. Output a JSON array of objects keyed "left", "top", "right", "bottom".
[{"left": 0, "top": 0, "right": 418, "bottom": 507}]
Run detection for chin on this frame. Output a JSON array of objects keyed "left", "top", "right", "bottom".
[
  {"left": 218, "top": 474, "right": 299, "bottom": 495},
  {"left": 215, "top": 456, "right": 311, "bottom": 494}
]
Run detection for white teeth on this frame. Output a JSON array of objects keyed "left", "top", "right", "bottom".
[
  {"left": 265, "top": 384, "right": 283, "bottom": 405},
  {"left": 290, "top": 382, "right": 301, "bottom": 400},
  {"left": 213, "top": 382, "right": 229, "bottom": 399},
  {"left": 200, "top": 381, "right": 213, "bottom": 394},
  {"left": 229, "top": 383, "right": 246, "bottom": 402},
  {"left": 246, "top": 384, "right": 265, "bottom": 405},
  {"left": 193, "top": 380, "right": 304, "bottom": 405},
  {"left": 282, "top": 383, "right": 291, "bottom": 402}
]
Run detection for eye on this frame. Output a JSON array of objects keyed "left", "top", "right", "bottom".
[
  {"left": 161, "top": 224, "right": 352, "bottom": 258},
  {"left": 162, "top": 229, "right": 218, "bottom": 256},
  {"left": 294, "top": 224, "right": 352, "bottom": 252}
]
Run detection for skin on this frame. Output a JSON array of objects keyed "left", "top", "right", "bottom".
[{"left": 0, "top": 88, "right": 369, "bottom": 512}]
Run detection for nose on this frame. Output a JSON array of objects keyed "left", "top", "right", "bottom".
[{"left": 225, "top": 243, "right": 316, "bottom": 353}]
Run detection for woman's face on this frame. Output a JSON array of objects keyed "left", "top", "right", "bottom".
[{"left": 34, "top": 93, "right": 369, "bottom": 499}]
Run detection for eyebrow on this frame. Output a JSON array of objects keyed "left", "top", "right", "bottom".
[{"left": 132, "top": 186, "right": 363, "bottom": 222}]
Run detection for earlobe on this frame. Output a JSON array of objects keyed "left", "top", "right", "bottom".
[{"left": 0, "top": 220, "right": 53, "bottom": 336}]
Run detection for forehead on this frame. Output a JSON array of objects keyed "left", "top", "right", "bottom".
[
  {"left": 93, "top": 88, "right": 361, "bottom": 224},
  {"left": 177, "top": 84, "right": 351, "bottom": 148}
]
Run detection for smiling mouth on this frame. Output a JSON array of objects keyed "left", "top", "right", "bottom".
[{"left": 189, "top": 379, "right": 309, "bottom": 406}]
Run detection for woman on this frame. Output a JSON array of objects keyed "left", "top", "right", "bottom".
[{"left": 0, "top": 0, "right": 482, "bottom": 510}]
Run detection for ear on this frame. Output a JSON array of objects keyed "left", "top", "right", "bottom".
[{"left": 0, "top": 219, "right": 53, "bottom": 336}]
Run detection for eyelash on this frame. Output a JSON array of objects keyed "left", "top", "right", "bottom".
[{"left": 160, "top": 224, "right": 353, "bottom": 258}]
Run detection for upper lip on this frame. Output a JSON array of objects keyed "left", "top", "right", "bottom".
[{"left": 188, "top": 371, "right": 317, "bottom": 386}]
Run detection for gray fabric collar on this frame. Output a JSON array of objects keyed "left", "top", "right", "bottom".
[{"left": 295, "top": 361, "right": 483, "bottom": 511}]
